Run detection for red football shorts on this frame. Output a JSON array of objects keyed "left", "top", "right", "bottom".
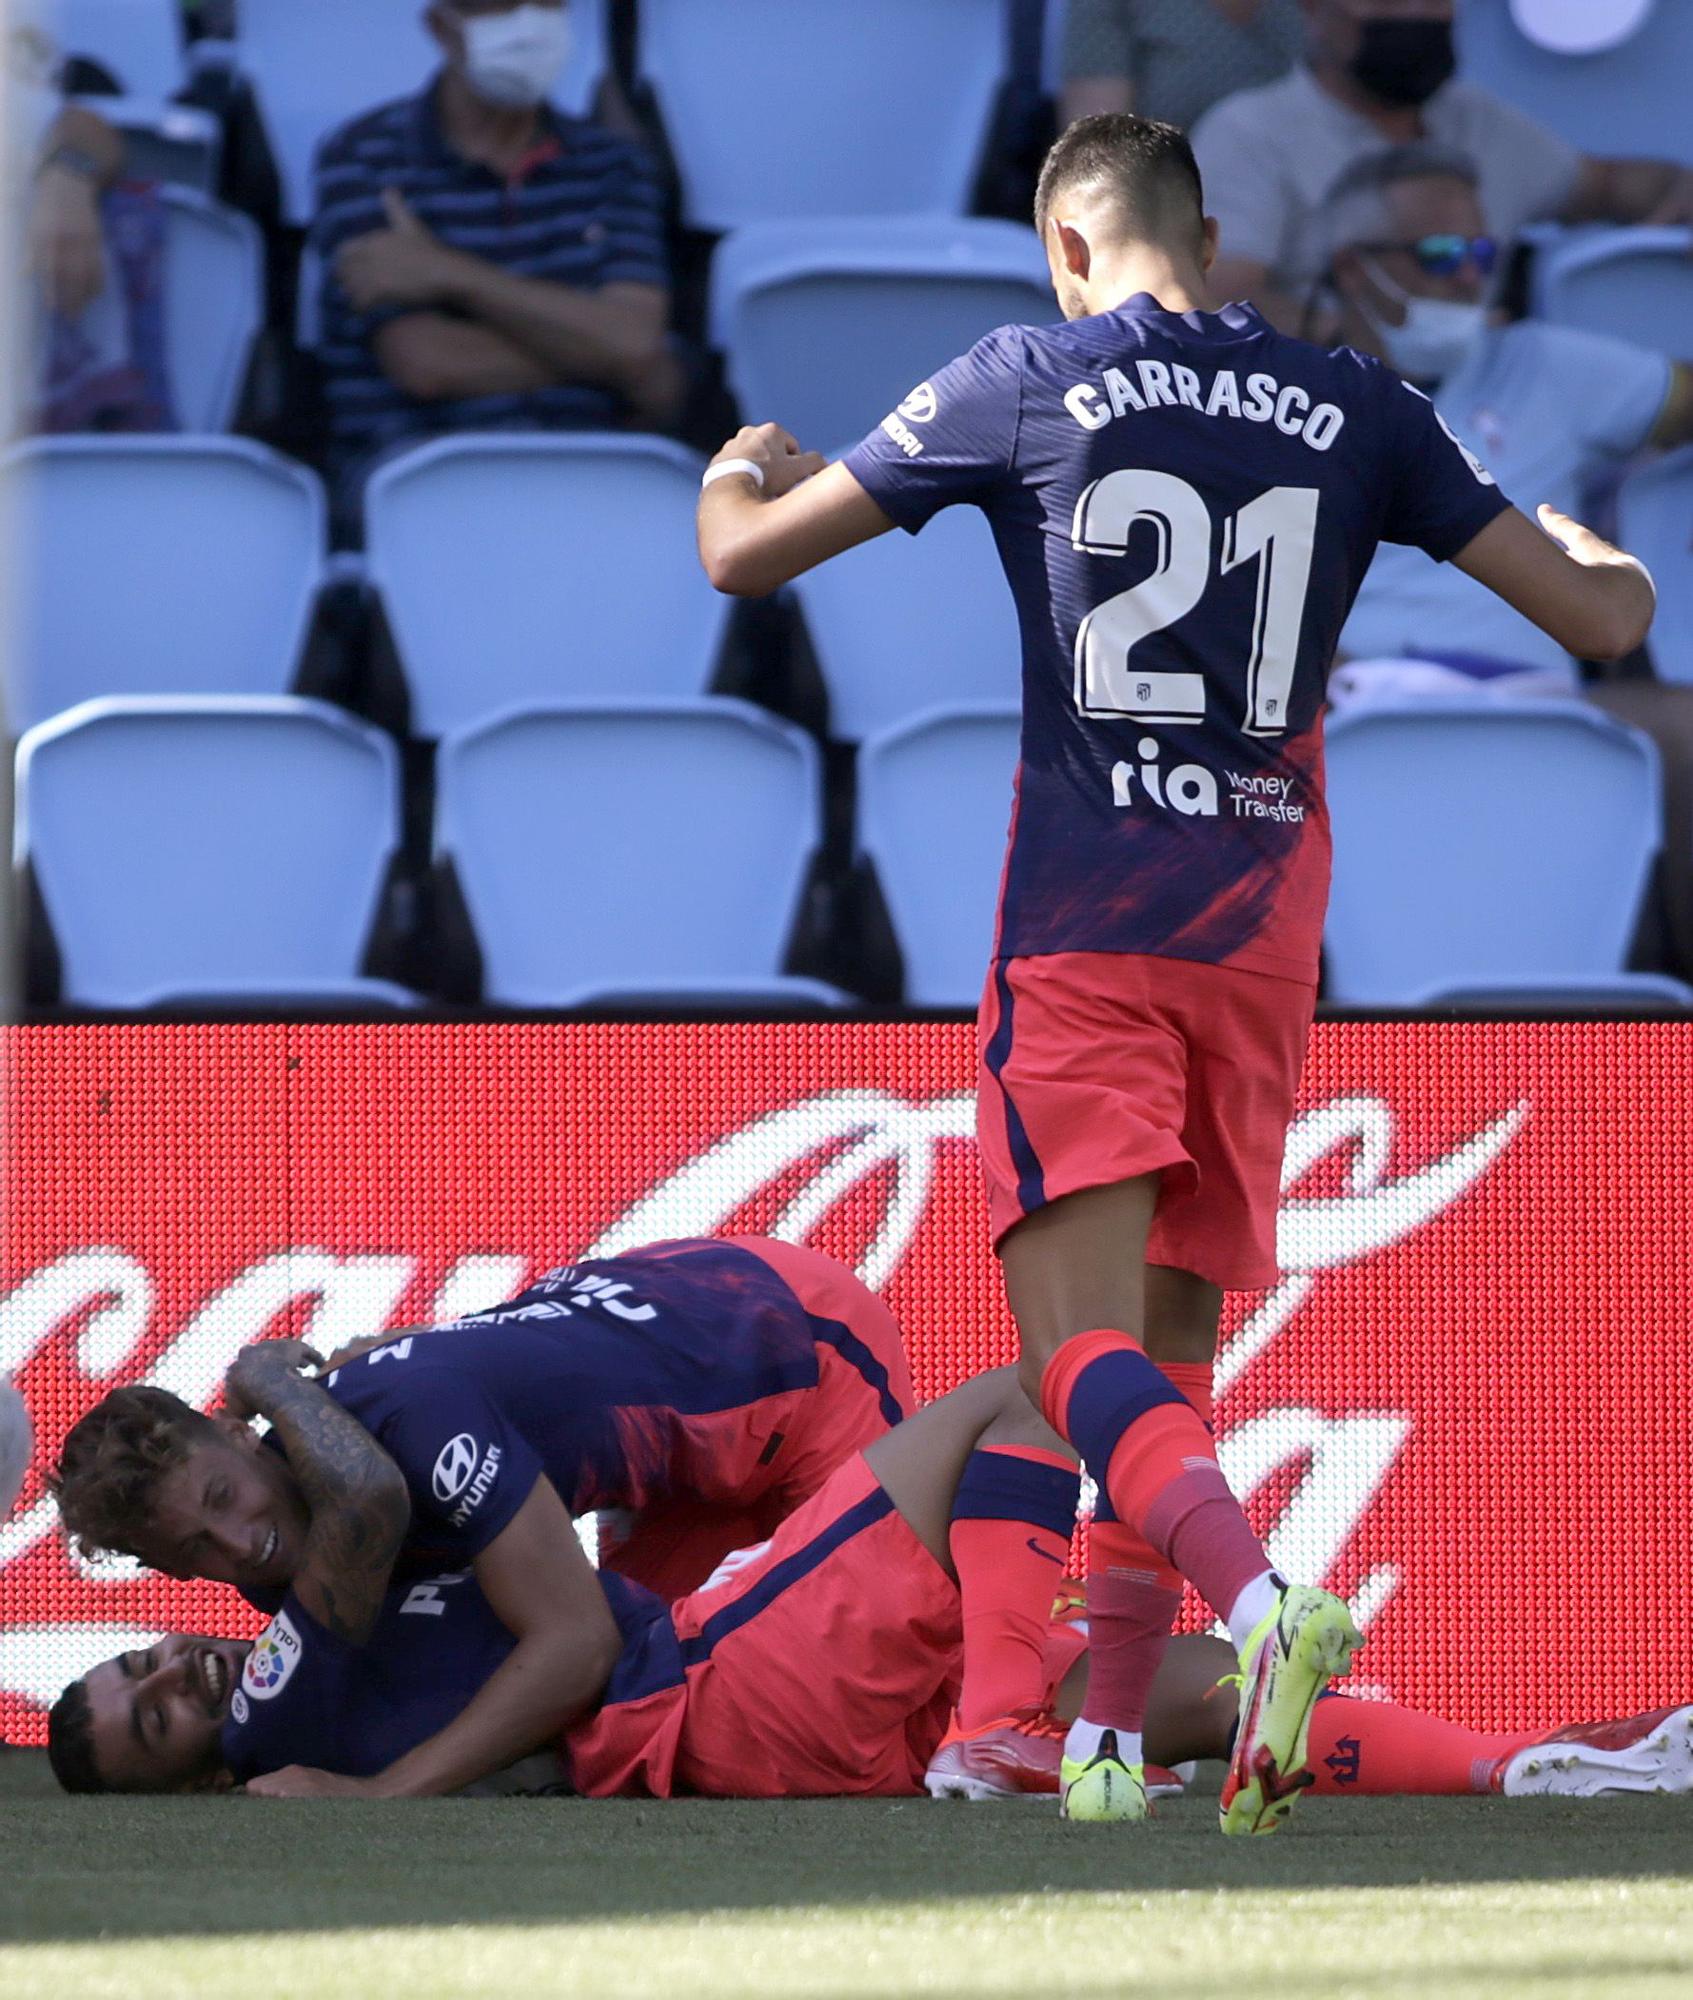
[
  {"left": 600, "top": 1238, "right": 917, "bottom": 1601},
  {"left": 668, "top": 1454, "right": 960, "bottom": 1797},
  {"left": 976, "top": 952, "right": 1316, "bottom": 1290},
  {"left": 568, "top": 1457, "right": 1097, "bottom": 1799}
]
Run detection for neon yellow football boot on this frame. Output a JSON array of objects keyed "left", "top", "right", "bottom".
[
  {"left": 1059, "top": 1728, "right": 1150, "bottom": 1822},
  {"left": 1219, "top": 1583, "right": 1362, "bottom": 1836}
]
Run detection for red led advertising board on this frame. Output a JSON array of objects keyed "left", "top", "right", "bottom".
[{"left": 2, "top": 1021, "right": 1689, "bottom": 1744}]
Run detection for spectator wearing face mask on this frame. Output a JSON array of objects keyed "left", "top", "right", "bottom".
[
  {"left": 1191, "top": 0, "right": 1693, "bottom": 335},
  {"left": 1326, "top": 142, "right": 1693, "bottom": 975},
  {"left": 1060, "top": 0, "right": 1305, "bottom": 135},
  {"left": 311, "top": 0, "right": 681, "bottom": 534}
]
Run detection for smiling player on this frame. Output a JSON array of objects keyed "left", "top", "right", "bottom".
[
  {"left": 51, "top": 1236, "right": 917, "bottom": 1798},
  {"left": 694, "top": 114, "right": 1656, "bottom": 1829}
]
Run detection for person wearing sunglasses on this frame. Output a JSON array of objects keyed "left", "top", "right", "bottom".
[
  {"left": 1191, "top": 0, "right": 1693, "bottom": 342},
  {"left": 1330, "top": 140, "right": 1693, "bottom": 978}
]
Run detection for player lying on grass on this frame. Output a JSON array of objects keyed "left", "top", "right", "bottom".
[
  {"left": 51, "top": 1356, "right": 1693, "bottom": 1811},
  {"left": 50, "top": 1238, "right": 917, "bottom": 1799},
  {"left": 694, "top": 113, "right": 1659, "bottom": 1826}
]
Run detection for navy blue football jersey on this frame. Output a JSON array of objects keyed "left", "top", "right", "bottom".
[
  {"left": 221, "top": 1568, "right": 667, "bottom": 1786},
  {"left": 246, "top": 1239, "right": 840, "bottom": 1607},
  {"left": 843, "top": 297, "right": 1511, "bottom": 980}
]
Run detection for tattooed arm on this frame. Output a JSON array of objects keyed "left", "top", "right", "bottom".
[{"left": 222, "top": 1341, "right": 411, "bottom": 1646}]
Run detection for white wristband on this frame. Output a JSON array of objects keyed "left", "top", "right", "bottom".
[{"left": 702, "top": 457, "right": 766, "bottom": 492}]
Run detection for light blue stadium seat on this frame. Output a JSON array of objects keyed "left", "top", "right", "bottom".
[
  {"left": 159, "top": 186, "right": 263, "bottom": 430},
  {"left": 1617, "top": 445, "right": 1693, "bottom": 687},
  {"left": 1325, "top": 699, "right": 1690, "bottom": 1005},
  {"left": 638, "top": 0, "right": 1010, "bottom": 229},
  {"left": 858, "top": 704, "right": 1020, "bottom": 1006},
  {"left": 235, "top": 0, "right": 608, "bottom": 225},
  {"left": 436, "top": 700, "right": 845, "bottom": 1008},
  {"left": 23, "top": 0, "right": 182, "bottom": 96},
  {"left": 1456, "top": 0, "right": 1693, "bottom": 166},
  {"left": 15, "top": 696, "right": 416, "bottom": 1008},
  {"left": 364, "top": 436, "right": 732, "bottom": 738},
  {"left": 1530, "top": 227, "right": 1693, "bottom": 356},
  {"left": 711, "top": 217, "right": 1057, "bottom": 454},
  {"left": 3, "top": 437, "right": 325, "bottom": 734},
  {"left": 793, "top": 508, "right": 1020, "bottom": 743}
]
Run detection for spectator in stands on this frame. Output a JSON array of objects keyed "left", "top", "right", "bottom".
[
  {"left": 25, "top": 101, "right": 126, "bottom": 323},
  {"left": 1191, "top": 0, "right": 1693, "bottom": 334},
  {"left": 1324, "top": 143, "right": 1693, "bottom": 975},
  {"left": 1061, "top": 0, "right": 1304, "bottom": 134},
  {"left": 311, "top": 0, "right": 680, "bottom": 534}
]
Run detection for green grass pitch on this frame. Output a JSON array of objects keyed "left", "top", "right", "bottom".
[{"left": 3, "top": 1749, "right": 1691, "bottom": 1998}]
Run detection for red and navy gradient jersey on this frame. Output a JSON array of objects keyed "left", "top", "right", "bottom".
[
  {"left": 843, "top": 297, "right": 1512, "bottom": 981},
  {"left": 245, "top": 1239, "right": 880, "bottom": 1606},
  {"left": 221, "top": 1568, "right": 667, "bottom": 1788}
]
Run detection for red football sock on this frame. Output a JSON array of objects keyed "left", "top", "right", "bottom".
[
  {"left": 1305, "top": 1697, "right": 1537, "bottom": 1796},
  {"left": 949, "top": 1444, "right": 1081, "bottom": 1730},
  {"left": 1080, "top": 1362, "right": 1210, "bottom": 1733},
  {"left": 1043, "top": 1330, "right": 1271, "bottom": 1626},
  {"left": 1082, "top": 1520, "right": 1183, "bottom": 1735}
]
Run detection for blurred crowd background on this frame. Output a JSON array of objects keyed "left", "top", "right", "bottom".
[{"left": 3, "top": 0, "right": 1691, "bottom": 1016}]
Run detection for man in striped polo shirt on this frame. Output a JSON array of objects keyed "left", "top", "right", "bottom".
[{"left": 310, "top": 0, "right": 679, "bottom": 533}]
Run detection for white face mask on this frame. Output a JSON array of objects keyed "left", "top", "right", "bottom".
[
  {"left": 461, "top": 5, "right": 571, "bottom": 108},
  {"left": 1358, "top": 258, "right": 1488, "bottom": 383}
]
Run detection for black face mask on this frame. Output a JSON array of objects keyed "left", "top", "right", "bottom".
[{"left": 1347, "top": 17, "right": 1457, "bottom": 107}]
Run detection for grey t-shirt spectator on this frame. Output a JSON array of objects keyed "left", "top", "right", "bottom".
[
  {"left": 1063, "top": 0, "right": 1304, "bottom": 134},
  {"left": 1191, "top": 65, "right": 1581, "bottom": 305}
]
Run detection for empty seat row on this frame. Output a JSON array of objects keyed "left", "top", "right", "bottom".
[
  {"left": 16, "top": 695, "right": 1690, "bottom": 1013},
  {"left": 11, "top": 432, "right": 1693, "bottom": 746},
  {"left": 870, "top": 698, "right": 1693, "bottom": 1010},
  {"left": 16, "top": 696, "right": 843, "bottom": 1010}
]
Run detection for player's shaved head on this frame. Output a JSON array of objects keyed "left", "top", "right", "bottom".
[{"left": 1034, "top": 115, "right": 1207, "bottom": 258}]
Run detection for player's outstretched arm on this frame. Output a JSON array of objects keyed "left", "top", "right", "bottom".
[
  {"left": 343, "top": 1476, "right": 621, "bottom": 1800},
  {"left": 697, "top": 422, "right": 895, "bottom": 597},
  {"left": 223, "top": 1341, "right": 411, "bottom": 1648},
  {"left": 1452, "top": 504, "right": 1656, "bottom": 664}
]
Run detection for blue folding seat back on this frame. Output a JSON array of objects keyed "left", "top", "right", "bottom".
[
  {"left": 23, "top": 0, "right": 182, "bottom": 97},
  {"left": 365, "top": 437, "right": 730, "bottom": 737},
  {"left": 238, "top": 0, "right": 609, "bottom": 224},
  {"left": 1455, "top": 0, "right": 1693, "bottom": 165},
  {"left": 436, "top": 701, "right": 828, "bottom": 1006},
  {"left": 713, "top": 218, "right": 1056, "bottom": 454},
  {"left": 160, "top": 187, "right": 263, "bottom": 430},
  {"left": 16, "top": 697, "right": 411, "bottom": 1007},
  {"left": 3, "top": 438, "right": 325, "bottom": 734},
  {"left": 1531, "top": 227, "right": 1693, "bottom": 356},
  {"left": 793, "top": 508, "right": 1020, "bottom": 742},
  {"left": 1324, "top": 701, "right": 1665, "bottom": 1003},
  {"left": 639, "top": 0, "right": 1009, "bottom": 228},
  {"left": 859, "top": 705, "right": 1020, "bottom": 1007},
  {"left": 1618, "top": 446, "right": 1693, "bottom": 688}
]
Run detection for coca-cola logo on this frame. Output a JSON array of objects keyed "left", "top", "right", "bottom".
[{"left": 0, "top": 1084, "right": 1530, "bottom": 1706}]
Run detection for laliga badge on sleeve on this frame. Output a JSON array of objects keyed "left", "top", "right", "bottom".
[{"left": 1508, "top": 0, "right": 1654, "bottom": 56}]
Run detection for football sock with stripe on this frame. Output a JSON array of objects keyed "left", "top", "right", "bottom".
[
  {"left": 1304, "top": 1695, "right": 1536, "bottom": 1796},
  {"left": 1041, "top": 1330, "right": 1276, "bottom": 1631},
  {"left": 1074, "top": 1357, "right": 1217, "bottom": 1747},
  {"left": 949, "top": 1444, "right": 1081, "bottom": 1731}
]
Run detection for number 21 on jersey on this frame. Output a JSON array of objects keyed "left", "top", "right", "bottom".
[{"left": 1072, "top": 469, "right": 1319, "bottom": 737}]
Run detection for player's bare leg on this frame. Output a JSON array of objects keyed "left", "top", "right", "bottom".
[{"left": 999, "top": 1175, "right": 1360, "bottom": 1829}]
